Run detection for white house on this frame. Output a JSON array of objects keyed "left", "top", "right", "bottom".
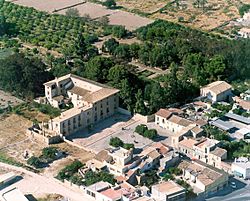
[
  {"left": 200, "top": 81, "right": 232, "bottom": 103},
  {"left": 151, "top": 181, "right": 186, "bottom": 201},
  {"left": 231, "top": 157, "right": 250, "bottom": 179}
]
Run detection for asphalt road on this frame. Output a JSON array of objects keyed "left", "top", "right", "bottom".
[{"left": 206, "top": 178, "right": 250, "bottom": 201}]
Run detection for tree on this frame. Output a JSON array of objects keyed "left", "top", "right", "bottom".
[
  {"left": 107, "top": 65, "right": 130, "bottom": 88},
  {"left": 112, "top": 26, "right": 127, "bottom": 39},
  {"left": 102, "top": 38, "right": 119, "bottom": 54},
  {"left": 204, "top": 55, "right": 226, "bottom": 82},
  {"left": 42, "top": 147, "right": 58, "bottom": 160},
  {"left": 27, "top": 156, "right": 43, "bottom": 168},
  {"left": 109, "top": 137, "right": 124, "bottom": 147},
  {"left": 119, "top": 79, "right": 134, "bottom": 113},
  {"left": 144, "top": 129, "right": 157, "bottom": 139},
  {"left": 75, "top": 33, "right": 87, "bottom": 59},
  {"left": 0, "top": 53, "right": 53, "bottom": 98},
  {"left": 148, "top": 82, "right": 165, "bottom": 114},
  {"left": 113, "top": 44, "right": 131, "bottom": 61},
  {"left": 65, "top": 8, "right": 80, "bottom": 18},
  {"left": 103, "top": 0, "right": 116, "bottom": 8},
  {"left": 134, "top": 89, "right": 147, "bottom": 115},
  {"left": 135, "top": 124, "right": 148, "bottom": 135},
  {"left": 0, "top": 15, "right": 7, "bottom": 36},
  {"left": 84, "top": 56, "right": 113, "bottom": 82}
]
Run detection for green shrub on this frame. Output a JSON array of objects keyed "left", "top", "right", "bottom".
[
  {"left": 84, "top": 170, "right": 116, "bottom": 186},
  {"left": 239, "top": 4, "right": 250, "bottom": 16},
  {"left": 123, "top": 143, "right": 134, "bottom": 150},
  {"left": 56, "top": 160, "right": 84, "bottom": 181},
  {"left": 27, "top": 156, "right": 43, "bottom": 168},
  {"left": 41, "top": 147, "right": 58, "bottom": 161},
  {"left": 109, "top": 137, "right": 124, "bottom": 147},
  {"left": 144, "top": 129, "right": 157, "bottom": 139},
  {"left": 135, "top": 124, "right": 148, "bottom": 135}
]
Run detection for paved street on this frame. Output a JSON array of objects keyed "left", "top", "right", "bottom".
[
  {"left": 206, "top": 178, "right": 250, "bottom": 201},
  {"left": 0, "top": 162, "right": 92, "bottom": 201}
]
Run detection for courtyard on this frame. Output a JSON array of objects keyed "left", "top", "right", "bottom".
[{"left": 67, "top": 113, "right": 174, "bottom": 154}]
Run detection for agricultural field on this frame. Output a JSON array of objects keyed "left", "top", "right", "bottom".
[
  {"left": 10, "top": 0, "right": 153, "bottom": 31},
  {"left": 49, "top": 1, "right": 153, "bottom": 31},
  {"left": 117, "top": 0, "right": 249, "bottom": 31},
  {"left": 12, "top": 0, "right": 83, "bottom": 13}
]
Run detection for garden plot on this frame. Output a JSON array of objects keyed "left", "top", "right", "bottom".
[
  {"left": 108, "top": 10, "right": 154, "bottom": 31},
  {"left": 14, "top": 0, "right": 83, "bottom": 13},
  {"left": 117, "top": 0, "right": 168, "bottom": 13},
  {"left": 58, "top": 2, "right": 153, "bottom": 30},
  {"left": 57, "top": 2, "right": 115, "bottom": 19}
]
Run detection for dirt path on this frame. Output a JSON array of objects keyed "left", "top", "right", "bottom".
[{"left": 0, "top": 162, "right": 93, "bottom": 201}]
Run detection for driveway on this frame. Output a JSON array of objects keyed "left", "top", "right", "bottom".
[{"left": 0, "top": 162, "right": 93, "bottom": 201}]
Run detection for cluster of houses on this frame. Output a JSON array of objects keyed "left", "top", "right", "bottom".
[{"left": 29, "top": 74, "right": 250, "bottom": 200}]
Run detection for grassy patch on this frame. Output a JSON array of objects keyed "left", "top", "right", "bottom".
[{"left": 0, "top": 151, "right": 23, "bottom": 167}]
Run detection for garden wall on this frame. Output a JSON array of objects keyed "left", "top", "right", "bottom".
[
  {"left": 133, "top": 113, "right": 155, "bottom": 123},
  {"left": 27, "top": 129, "right": 62, "bottom": 145}
]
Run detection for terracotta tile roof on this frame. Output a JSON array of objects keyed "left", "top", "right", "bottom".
[
  {"left": 234, "top": 97, "right": 250, "bottom": 110},
  {"left": 168, "top": 115, "right": 193, "bottom": 127},
  {"left": 68, "top": 86, "right": 90, "bottom": 97},
  {"left": 168, "top": 108, "right": 184, "bottom": 115},
  {"left": 178, "top": 160, "right": 224, "bottom": 187},
  {"left": 179, "top": 138, "right": 198, "bottom": 149},
  {"left": 155, "top": 109, "right": 173, "bottom": 119},
  {"left": 101, "top": 188, "right": 122, "bottom": 200},
  {"left": 83, "top": 88, "right": 119, "bottom": 103},
  {"left": 203, "top": 81, "right": 232, "bottom": 95},
  {"left": 191, "top": 126, "right": 203, "bottom": 134},
  {"left": 52, "top": 95, "right": 64, "bottom": 102},
  {"left": 115, "top": 175, "right": 127, "bottom": 183},
  {"left": 147, "top": 150, "right": 161, "bottom": 160},
  {"left": 195, "top": 119, "right": 207, "bottom": 127},
  {"left": 210, "top": 147, "right": 227, "bottom": 158},
  {"left": 152, "top": 142, "right": 171, "bottom": 155}
]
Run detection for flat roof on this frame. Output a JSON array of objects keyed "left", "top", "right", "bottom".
[
  {"left": 233, "top": 157, "right": 250, "bottom": 169},
  {"left": 211, "top": 119, "right": 235, "bottom": 131},
  {"left": 225, "top": 113, "right": 250, "bottom": 125},
  {"left": 88, "top": 181, "right": 111, "bottom": 192},
  {"left": 153, "top": 181, "right": 185, "bottom": 195},
  {"left": 0, "top": 172, "right": 15, "bottom": 184},
  {"left": 2, "top": 188, "right": 29, "bottom": 201}
]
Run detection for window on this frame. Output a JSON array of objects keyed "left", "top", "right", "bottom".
[
  {"left": 107, "top": 101, "right": 109, "bottom": 105},
  {"left": 95, "top": 107, "right": 97, "bottom": 111},
  {"left": 101, "top": 104, "right": 103, "bottom": 108}
]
